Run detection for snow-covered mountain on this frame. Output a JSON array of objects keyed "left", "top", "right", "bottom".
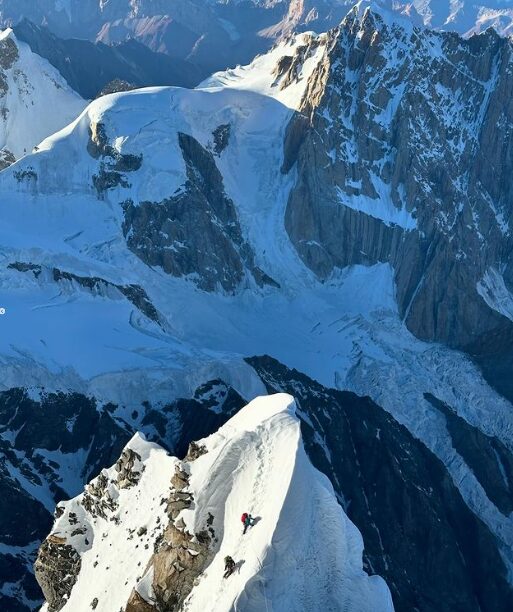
[
  {"left": 3, "top": 5, "right": 513, "bottom": 612},
  {"left": 0, "top": 0, "right": 511, "bottom": 80},
  {"left": 401, "top": 0, "right": 513, "bottom": 36},
  {"left": 35, "top": 394, "right": 394, "bottom": 612},
  {"left": 11, "top": 20, "right": 204, "bottom": 99},
  {"left": 0, "top": 28, "right": 86, "bottom": 169},
  {"left": 0, "top": 0, "right": 344, "bottom": 76}
]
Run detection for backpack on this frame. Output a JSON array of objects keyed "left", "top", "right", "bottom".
[{"left": 241, "top": 513, "right": 248, "bottom": 523}]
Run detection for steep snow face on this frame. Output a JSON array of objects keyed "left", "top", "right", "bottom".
[
  {"left": 201, "top": 31, "right": 328, "bottom": 110},
  {"left": 0, "top": 28, "right": 85, "bottom": 167},
  {"left": 37, "top": 394, "right": 393, "bottom": 612},
  {"left": 477, "top": 267, "right": 513, "bottom": 323}
]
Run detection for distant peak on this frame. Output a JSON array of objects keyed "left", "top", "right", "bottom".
[
  {"left": 0, "top": 28, "right": 16, "bottom": 42},
  {"left": 345, "top": 0, "right": 424, "bottom": 30}
]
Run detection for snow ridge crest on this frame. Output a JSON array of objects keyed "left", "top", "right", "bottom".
[{"left": 35, "top": 394, "right": 394, "bottom": 612}]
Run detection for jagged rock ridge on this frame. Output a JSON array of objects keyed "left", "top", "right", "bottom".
[
  {"left": 0, "top": 383, "right": 244, "bottom": 611},
  {"left": 283, "top": 6, "right": 513, "bottom": 359}
]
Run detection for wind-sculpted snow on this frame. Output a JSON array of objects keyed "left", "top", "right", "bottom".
[{"left": 36, "top": 394, "right": 394, "bottom": 612}]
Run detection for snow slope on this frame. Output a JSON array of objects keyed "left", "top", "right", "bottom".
[
  {"left": 0, "top": 28, "right": 86, "bottom": 164},
  {"left": 201, "top": 31, "right": 328, "bottom": 109},
  {"left": 41, "top": 394, "right": 394, "bottom": 612}
]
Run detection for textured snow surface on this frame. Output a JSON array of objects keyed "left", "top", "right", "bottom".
[
  {"left": 43, "top": 394, "right": 394, "bottom": 612},
  {"left": 336, "top": 185, "right": 417, "bottom": 229},
  {"left": 42, "top": 434, "right": 171, "bottom": 612},
  {"left": 0, "top": 28, "right": 86, "bottom": 161}
]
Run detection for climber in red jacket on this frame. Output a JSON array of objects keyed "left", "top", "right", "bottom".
[{"left": 241, "top": 512, "right": 254, "bottom": 535}]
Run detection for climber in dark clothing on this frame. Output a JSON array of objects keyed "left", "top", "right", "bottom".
[
  {"left": 241, "top": 512, "right": 254, "bottom": 535},
  {"left": 224, "top": 555, "right": 236, "bottom": 578}
]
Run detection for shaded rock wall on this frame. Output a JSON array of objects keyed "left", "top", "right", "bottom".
[
  {"left": 283, "top": 8, "right": 513, "bottom": 352},
  {"left": 247, "top": 355, "right": 513, "bottom": 612},
  {"left": 123, "top": 131, "right": 276, "bottom": 292}
]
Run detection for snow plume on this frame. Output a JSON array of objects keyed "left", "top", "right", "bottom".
[{"left": 36, "top": 394, "right": 394, "bottom": 612}]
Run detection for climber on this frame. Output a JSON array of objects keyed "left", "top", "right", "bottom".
[
  {"left": 223, "top": 555, "right": 236, "bottom": 578},
  {"left": 241, "top": 512, "right": 254, "bottom": 535}
]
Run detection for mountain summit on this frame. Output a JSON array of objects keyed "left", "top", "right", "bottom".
[
  {"left": 35, "top": 394, "right": 394, "bottom": 612},
  {"left": 0, "top": 0, "right": 511, "bottom": 78},
  {"left": 0, "top": 28, "right": 85, "bottom": 169}
]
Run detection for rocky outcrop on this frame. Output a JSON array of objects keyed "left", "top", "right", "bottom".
[
  {"left": 184, "top": 441, "right": 207, "bottom": 462},
  {"left": 149, "top": 521, "right": 212, "bottom": 611},
  {"left": 35, "top": 437, "right": 217, "bottom": 612},
  {"left": 126, "top": 465, "right": 215, "bottom": 612},
  {"left": 0, "top": 147, "right": 14, "bottom": 169},
  {"left": 88, "top": 121, "right": 143, "bottom": 199},
  {"left": 34, "top": 536, "right": 81, "bottom": 612},
  {"left": 283, "top": 7, "right": 513, "bottom": 357},
  {"left": 115, "top": 448, "right": 144, "bottom": 489},
  {"left": 96, "top": 78, "right": 137, "bottom": 98},
  {"left": 211, "top": 124, "right": 230, "bottom": 156},
  {"left": 0, "top": 35, "right": 18, "bottom": 70},
  {"left": 8, "top": 262, "right": 163, "bottom": 327},
  {"left": 122, "top": 131, "right": 277, "bottom": 292},
  {"left": 82, "top": 472, "right": 118, "bottom": 519},
  {"left": 126, "top": 591, "right": 155, "bottom": 612}
]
